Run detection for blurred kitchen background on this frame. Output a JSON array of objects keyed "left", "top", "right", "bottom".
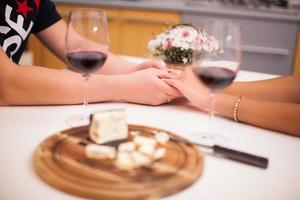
[{"left": 22, "top": 0, "right": 300, "bottom": 75}]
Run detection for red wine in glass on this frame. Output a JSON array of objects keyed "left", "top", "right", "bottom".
[
  {"left": 195, "top": 67, "right": 236, "bottom": 91},
  {"left": 190, "top": 21, "right": 241, "bottom": 146},
  {"left": 66, "top": 51, "right": 107, "bottom": 75},
  {"left": 65, "top": 8, "right": 109, "bottom": 127}
]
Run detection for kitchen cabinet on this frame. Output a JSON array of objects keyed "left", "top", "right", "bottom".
[
  {"left": 183, "top": 14, "right": 298, "bottom": 75},
  {"left": 121, "top": 10, "right": 180, "bottom": 56},
  {"left": 27, "top": 1, "right": 298, "bottom": 75},
  {"left": 293, "top": 27, "right": 300, "bottom": 75},
  {"left": 27, "top": 3, "right": 180, "bottom": 69}
]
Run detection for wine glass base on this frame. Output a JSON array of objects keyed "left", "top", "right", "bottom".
[
  {"left": 188, "top": 132, "right": 230, "bottom": 147},
  {"left": 66, "top": 114, "right": 90, "bottom": 127}
]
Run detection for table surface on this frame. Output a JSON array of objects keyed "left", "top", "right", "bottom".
[{"left": 1, "top": 66, "right": 300, "bottom": 200}]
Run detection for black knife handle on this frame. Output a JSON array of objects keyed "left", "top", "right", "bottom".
[{"left": 213, "top": 145, "right": 268, "bottom": 169}]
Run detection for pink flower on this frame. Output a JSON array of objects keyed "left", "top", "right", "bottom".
[
  {"left": 196, "top": 37, "right": 205, "bottom": 45},
  {"left": 166, "top": 39, "right": 173, "bottom": 49},
  {"left": 183, "top": 31, "right": 189, "bottom": 37}
]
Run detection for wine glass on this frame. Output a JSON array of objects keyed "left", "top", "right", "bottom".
[
  {"left": 191, "top": 20, "right": 241, "bottom": 146},
  {"left": 65, "top": 8, "right": 109, "bottom": 126}
]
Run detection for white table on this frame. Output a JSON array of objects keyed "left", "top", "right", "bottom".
[{"left": 1, "top": 69, "right": 300, "bottom": 200}]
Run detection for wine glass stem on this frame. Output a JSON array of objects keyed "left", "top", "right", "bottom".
[
  {"left": 83, "top": 74, "right": 90, "bottom": 115},
  {"left": 207, "top": 92, "right": 216, "bottom": 132}
]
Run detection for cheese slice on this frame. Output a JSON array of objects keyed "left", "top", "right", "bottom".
[{"left": 89, "top": 109, "right": 128, "bottom": 144}]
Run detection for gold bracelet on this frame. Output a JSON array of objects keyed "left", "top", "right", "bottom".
[{"left": 233, "top": 96, "right": 243, "bottom": 122}]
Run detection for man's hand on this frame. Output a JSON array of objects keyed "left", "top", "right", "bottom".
[{"left": 119, "top": 68, "right": 181, "bottom": 105}]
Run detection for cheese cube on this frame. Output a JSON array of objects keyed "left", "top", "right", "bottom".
[
  {"left": 155, "top": 131, "right": 170, "bottom": 144},
  {"left": 89, "top": 109, "right": 128, "bottom": 144},
  {"left": 130, "top": 131, "right": 140, "bottom": 137},
  {"left": 115, "top": 151, "right": 136, "bottom": 170},
  {"left": 138, "top": 144, "right": 156, "bottom": 156},
  {"left": 118, "top": 142, "right": 136, "bottom": 152},
  {"left": 133, "top": 136, "right": 157, "bottom": 146},
  {"left": 153, "top": 148, "right": 166, "bottom": 160},
  {"left": 85, "top": 144, "right": 116, "bottom": 159},
  {"left": 131, "top": 151, "right": 152, "bottom": 167}
]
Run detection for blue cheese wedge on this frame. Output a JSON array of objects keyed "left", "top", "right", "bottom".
[
  {"left": 85, "top": 144, "right": 116, "bottom": 159},
  {"left": 89, "top": 109, "right": 128, "bottom": 144}
]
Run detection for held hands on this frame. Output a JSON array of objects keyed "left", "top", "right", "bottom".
[
  {"left": 119, "top": 68, "right": 181, "bottom": 105},
  {"left": 132, "top": 60, "right": 167, "bottom": 72},
  {"left": 163, "top": 68, "right": 211, "bottom": 109}
]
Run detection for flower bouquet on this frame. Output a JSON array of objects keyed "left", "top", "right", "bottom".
[{"left": 147, "top": 24, "right": 220, "bottom": 70}]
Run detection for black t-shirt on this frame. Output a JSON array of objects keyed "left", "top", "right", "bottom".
[{"left": 0, "top": 0, "right": 62, "bottom": 63}]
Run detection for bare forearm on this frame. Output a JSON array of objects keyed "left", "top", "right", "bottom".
[
  {"left": 97, "top": 53, "right": 137, "bottom": 74},
  {"left": 0, "top": 66, "right": 123, "bottom": 105},
  {"left": 215, "top": 94, "right": 300, "bottom": 136},
  {"left": 37, "top": 20, "right": 138, "bottom": 75},
  {"left": 164, "top": 70, "right": 300, "bottom": 136},
  {"left": 224, "top": 76, "right": 300, "bottom": 103}
]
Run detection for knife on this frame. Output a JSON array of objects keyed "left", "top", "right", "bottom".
[{"left": 170, "top": 134, "right": 269, "bottom": 169}]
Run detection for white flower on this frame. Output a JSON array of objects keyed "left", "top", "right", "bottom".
[
  {"left": 148, "top": 24, "right": 220, "bottom": 64},
  {"left": 182, "top": 57, "right": 188, "bottom": 64}
]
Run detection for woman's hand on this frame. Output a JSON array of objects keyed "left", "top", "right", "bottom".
[
  {"left": 163, "top": 68, "right": 211, "bottom": 109},
  {"left": 119, "top": 68, "right": 181, "bottom": 105}
]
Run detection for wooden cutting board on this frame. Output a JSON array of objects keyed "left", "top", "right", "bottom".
[{"left": 34, "top": 124, "right": 204, "bottom": 200}]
